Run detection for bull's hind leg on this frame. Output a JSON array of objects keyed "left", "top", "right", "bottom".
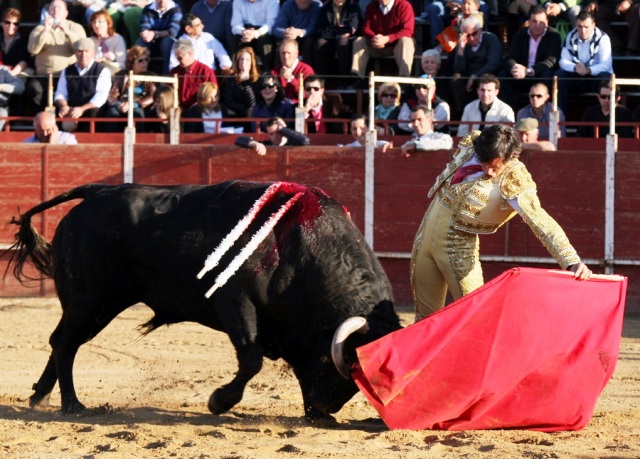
[
  {"left": 208, "top": 299, "right": 263, "bottom": 415},
  {"left": 32, "top": 300, "right": 127, "bottom": 414},
  {"left": 29, "top": 322, "right": 61, "bottom": 409}
]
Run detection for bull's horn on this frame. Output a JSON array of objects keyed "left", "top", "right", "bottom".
[{"left": 331, "top": 316, "right": 370, "bottom": 380}]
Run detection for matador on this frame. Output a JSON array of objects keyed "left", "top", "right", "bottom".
[{"left": 411, "top": 124, "right": 591, "bottom": 321}]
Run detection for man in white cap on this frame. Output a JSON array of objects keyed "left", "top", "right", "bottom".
[
  {"left": 54, "top": 37, "right": 111, "bottom": 132},
  {"left": 515, "top": 118, "right": 557, "bottom": 151}
]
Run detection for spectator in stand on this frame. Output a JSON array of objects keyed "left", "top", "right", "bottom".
[
  {"left": 313, "top": 0, "right": 361, "bottom": 79},
  {"left": 374, "top": 81, "right": 401, "bottom": 135},
  {"left": 272, "top": 0, "right": 321, "bottom": 64},
  {"left": 583, "top": 0, "right": 640, "bottom": 55},
  {"left": 23, "top": 110, "right": 78, "bottom": 144},
  {"left": 222, "top": 46, "right": 260, "bottom": 132},
  {"left": 136, "top": 0, "right": 182, "bottom": 74},
  {"left": 0, "top": 64, "right": 23, "bottom": 128},
  {"left": 450, "top": 16, "right": 502, "bottom": 114},
  {"left": 230, "top": 0, "right": 279, "bottom": 72},
  {"left": 169, "top": 38, "right": 217, "bottom": 110},
  {"left": 341, "top": 113, "right": 392, "bottom": 151},
  {"left": 545, "top": 0, "right": 582, "bottom": 29},
  {"left": 500, "top": 6, "right": 562, "bottom": 107},
  {"left": 89, "top": 9, "right": 127, "bottom": 74},
  {"left": 236, "top": 115, "right": 309, "bottom": 155},
  {"left": 1, "top": 8, "right": 32, "bottom": 77},
  {"left": 190, "top": 0, "right": 233, "bottom": 51},
  {"left": 270, "top": 38, "right": 313, "bottom": 104},
  {"left": 169, "top": 13, "right": 232, "bottom": 74},
  {"left": 398, "top": 76, "right": 451, "bottom": 134},
  {"left": 514, "top": 117, "right": 557, "bottom": 151},
  {"left": 0, "top": 1, "right": 21, "bottom": 22},
  {"left": 349, "top": 0, "right": 415, "bottom": 86},
  {"left": 400, "top": 105, "right": 453, "bottom": 157},
  {"left": 145, "top": 83, "right": 175, "bottom": 132},
  {"left": 102, "top": 45, "right": 156, "bottom": 132},
  {"left": 303, "top": 75, "right": 352, "bottom": 134},
  {"left": 107, "top": 1, "right": 152, "bottom": 47},
  {"left": 421, "top": 48, "right": 450, "bottom": 103},
  {"left": 79, "top": 1, "right": 110, "bottom": 25},
  {"left": 27, "top": 0, "right": 86, "bottom": 112},
  {"left": 556, "top": 11, "right": 613, "bottom": 115},
  {"left": 418, "top": 0, "right": 486, "bottom": 50},
  {"left": 457, "top": 73, "right": 514, "bottom": 137},
  {"left": 183, "top": 81, "right": 232, "bottom": 133},
  {"left": 516, "top": 82, "right": 566, "bottom": 139},
  {"left": 578, "top": 80, "right": 634, "bottom": 138},
  {"left": 250, "top": 73, "right": 294, "bottom": 132},
  {"left": 54, "top": 37, "right": 111, "bottom": 132}
]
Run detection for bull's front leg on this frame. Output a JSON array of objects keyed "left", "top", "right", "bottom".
[
  {"left": 208, "top": 298, "right": 263, "bottom": 415},
  {"left": 209, "top": 343, "right": 263, "bottom": 414}
]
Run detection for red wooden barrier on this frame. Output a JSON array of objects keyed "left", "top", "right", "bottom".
[{"left": 1, "top": 141, "right": 638, "bottom": 315}]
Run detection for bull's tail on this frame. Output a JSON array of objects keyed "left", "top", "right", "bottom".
[{"left": 5, "top": 184, "right": 108, "bottom": 284}]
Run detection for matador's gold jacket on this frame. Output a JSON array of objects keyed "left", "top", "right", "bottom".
[{"left": 427, "top": 131, "right": 581, "bottom": 269}]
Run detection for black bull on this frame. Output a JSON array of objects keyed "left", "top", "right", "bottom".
[{"left": 6, "top": 181, "right": 401, "bottom": 420}]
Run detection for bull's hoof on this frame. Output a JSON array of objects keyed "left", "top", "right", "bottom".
[
  {"left": 29, "top": 392, "right": 51, "bottom": 411},
  {"left": 61, "top": 400, "right": 87, "bottom": 415},
  {"left": 304, "top": 406, "right": 336, "bottom": 425},
  {"left": 208, "top": 386, "right": 242, "bottom": 415}
]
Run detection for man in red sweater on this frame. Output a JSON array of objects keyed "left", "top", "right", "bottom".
[
  {"left": 350, "top": 0, "right": 415, "bottom": 82},
  {"left": 169, "top": 39, "right": 218, "bottom": 110},
  {"left": 270, "top": 38, "right": 314, "bottom": 104}
]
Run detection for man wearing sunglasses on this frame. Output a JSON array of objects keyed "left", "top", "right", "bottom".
[
  {"left": 516, "top": 82, "right": 566, "bottom": 139},
  {"left": 303, "top": 75, "right": 351, "bottom": 134},
  {"left": 578, "top": 80, "right": 633, "bottom": 138},
  {"left": 450, "top": 16, "right": 501, "bottom": 113}
]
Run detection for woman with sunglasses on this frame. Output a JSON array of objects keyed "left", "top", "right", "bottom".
[
  {"left": 89, "top": 9, "right": 127, "bottom": 74},
  {"left": 374, "top": 82, "right": 401, "bottom": 135},
  {"left": 102, "top": 45, "right": 156, "bottom": 132},
  {"left": 250, "top": 73, "right": 294, "bottom": 133},
  {"left": 0, "top": 8, "right": 31, "bottom": 77}
]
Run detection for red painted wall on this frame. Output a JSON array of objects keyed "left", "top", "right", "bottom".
[{"left": 1, "top": 141, "right": 638, "bottom": 315}]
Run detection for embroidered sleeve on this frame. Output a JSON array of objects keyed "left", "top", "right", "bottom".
[
  {"left": 501, "top": 162, "right": 580, "bottom": 268},
  {"left": 515, "top": 190, "right": 581, "bottom": 269}
]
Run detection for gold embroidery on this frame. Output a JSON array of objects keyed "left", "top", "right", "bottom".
[{"left": 500, "top": 161, "right": 536, "bottom": 199}]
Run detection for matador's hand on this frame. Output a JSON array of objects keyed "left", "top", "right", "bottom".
[{"left": 569, "top": 262, "right": 592, "bottom": 280}]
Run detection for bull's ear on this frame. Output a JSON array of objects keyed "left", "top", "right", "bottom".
[{"left": 331, "top": 317, "right": 369, "bottom": 379}]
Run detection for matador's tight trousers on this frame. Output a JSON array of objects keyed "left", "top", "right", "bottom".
[{"left": 411, "top": 198, "right": 484, "bottom": 321}]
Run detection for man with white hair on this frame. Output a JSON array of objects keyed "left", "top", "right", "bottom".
[
  {"left": 169, "top": 39, "right": 218, "bottom": 109},
  {"left": 450, "top": 16, "right": 502, "bottom": 112},
  {"left": 54, "top": 37, "right": 111, "bottom": 132}
]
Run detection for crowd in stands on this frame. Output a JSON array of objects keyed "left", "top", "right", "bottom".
[{"left": 2, "top": 0, "right": 640, "bottom": 140}]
